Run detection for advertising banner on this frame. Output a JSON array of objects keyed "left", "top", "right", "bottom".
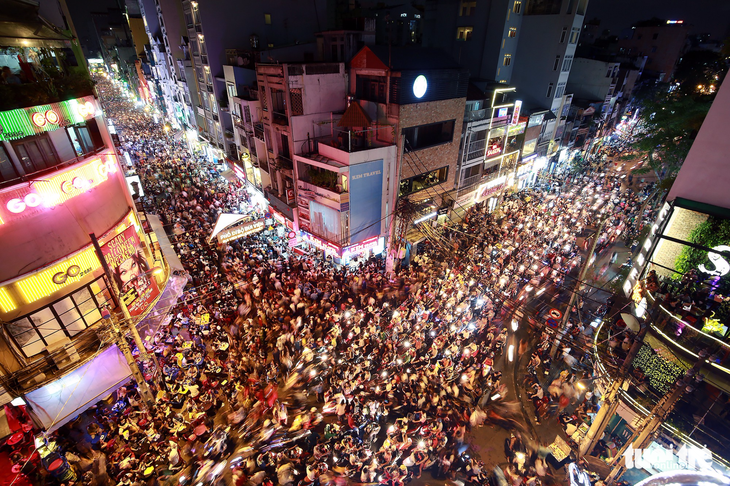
[
  {"left": 216, "top": 218, "right": 265, "bottom": 244},
  {"left": 349, "top": 159, "right": 383, "bottom": 244},
  {"left": 101, "top": 226, "right": 159, "bottom": 317}
]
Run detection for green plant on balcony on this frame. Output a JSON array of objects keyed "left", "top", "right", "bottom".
[{"left": 308, "top": 168, "right": 338, "bottom": 191}]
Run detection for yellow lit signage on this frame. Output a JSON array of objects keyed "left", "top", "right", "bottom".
[{"left": 0, "top": 210, "right": 142, "bottom": 310}]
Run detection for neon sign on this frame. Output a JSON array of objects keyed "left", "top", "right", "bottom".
[
  {"left": 486, "top": 143, "right": 503, "bottom": 158},
  {"left": 300, "top": 231, "right": 341, "bottom": 256},
  {"left": 0, "top": 96, "right": 95, "bottom": 142},
  {"left": 1, "top": 153, "right": 119, "bottom": 223},
  {"left": 343, "top": 236, "right": 380, "bottom": 258},
  {"left": 698, "top": 245, "right": 730, "bottom": 277}
]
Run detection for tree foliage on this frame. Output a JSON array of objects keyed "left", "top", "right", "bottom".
[
  {"left": 630, "top": 91, "right": 712, "bottom": 182},
  {"left": 673, "top": 49, "right": 728, "bottom": 97}
]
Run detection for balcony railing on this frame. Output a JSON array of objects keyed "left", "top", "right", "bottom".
[
  {"left": 0, "top": 145, "right": 107, "bottom": 190},
  {"left": 458, "top": 173, "right": 483, "bottom": 191},
  {"left": 254, "top": 123, "right": 265, "bottom": 141}
]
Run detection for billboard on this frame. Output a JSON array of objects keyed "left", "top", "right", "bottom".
[
  {"left": 101, "top": 226, "right": 159, "bottom": 317},
  {"left": 349, "top": 159, "right": 383, "bottom": 244}
]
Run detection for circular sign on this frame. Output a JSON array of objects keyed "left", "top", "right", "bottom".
[
  {"left": 287, "top": 231, "right": 296, "bottom": 239},
  {"left": 413, "top": 75, "right": 427, "bottom": 99},
  {"left": 548, "top": 308, "right": 562, "bottom": 320},
  {"left": 45, "top": 109, "right": 59, "bottom": 125},
  {"left": 546, "top": 318, "right": 559, "bottom": 329},
  {"left": 31, "top": 112, "right": 47, "bottom": 127}
]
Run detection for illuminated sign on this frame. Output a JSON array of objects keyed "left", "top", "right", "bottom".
[
  {"left": 486, "top": 143, "right": 503, "bottom": 158},
  {"left": 343, "top": 236, "right": 382, "bottom": 259},
  {"left": 508, "top": 122, "right": 526, "bottom": 136},
  {"left": 413, "top": 75, "right": 428, "bottom": 99},
  {"left": 217, "top": 219, "right": 266, "bottom": 244},
  {"left": 0, "top": 211, "right": 140, "bottom": 308},
  {"left": 0, "top": 96, "right": 96, "bottom": 141},
  {"left": 497, "top": 107, "right": 509, "bottom": 118},
  {"left": 666, "top": 20, "right": 683, "bottom": 24},
  {"left": 0, "top": 153, "right": 118, "bottom": 224},
  {"left": 511, "top": 100, "right": 522, "bottom": 125},
  {"left": 698, "top": 245, "right": 730, "bottom": 277},
  {"left": 474, "top": 176, "right": 507, "bottom": 202},
  {"left": 300, "top": 231, "right": 341, "bottom": 256}
]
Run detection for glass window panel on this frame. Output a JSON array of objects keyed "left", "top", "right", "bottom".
[
  {"left": 38, "top": 138, "right": 58, "bottom": 165},
  {"left": 64, "top": 318, "right": 86, "bottom": 336},
  {"left": 67, "top": 127, "right": 84, "bottom": 156},
  {"left": 77, "top": 127, "right": 94, "bottom": 153},
  {"left": 82, "top": 309, "right": 102, "bottom": 327},
  {"left": 15, "top": 144, "right": 34, "bottom": 173},
  {"left": 53, "top": 297, "right": 75, "bottom": 315},
  {"left": 0, "top": 145, "right": 18, "bottom": 182},
  {"left": 30, "top": 308, "right": 61, "bottom": 338},
  {"left": 43, "top": 330, "right": 67, "bottom": 347},
  {"left": 72, "top": 287, "right": 94, "bottom": 312},
  {"left": 58, "top": 307, "right": 82, "bottom": 327},
  {"left": 8, "top": 318, "right": 37, "bottom": 346},
  {"left": 22, "top": 339, "right": 47, "bottom": 357},
  {"left": 25, "top": 141, "right": 47, "bottom": 170}
]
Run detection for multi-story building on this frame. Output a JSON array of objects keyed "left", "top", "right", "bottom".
[
  {"left": 454, "top": 84, "right": 527, "bottom": 210},
  {"left": 347, "top": 46, "right": 468, "bottom": 259},
  {"left": 422, "top": 0, "right": 524, "bottom": 85},
  {"left": 0, "top": 5, "right": 170, "bottom": 432},
  {"left": 509, "top": 0, "right": 587, "bottom": 162},
  {"left": 617, "top": 18, "right": 689, "bottom": 82},
  {"left": 179, "top": 0, "right": 328, "bottom": 161}
]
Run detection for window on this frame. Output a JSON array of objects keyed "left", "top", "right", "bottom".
[
  {"left": 508, "top": 27, "right": 517, "bottom": 37},
  {"left": 67, "top": 124, "right": 101, "bottom": 156},
  {"left": 460, "top": 1, "right": 476, "bottom": 16},
  {"left": 227, "top": 83, "right": 237, "bottom": 99},
  {"left": 402, "top": 120, "right": 456, "bottom": 151},
  {"left": 554, "top": 82, "right": 566, "bottom": 99},
  {"left": 570, "top": 29, "right": 580, "bottom": 43},
  {"left": 546, "top": 83, "right": 553, "bottom": 98},
  {"left": 553, "top": 55, "right": 561, "bottom": 71},
  {"left": 456, "top": 26, "right": 473, "bottom": 40},
  {"left": 204, "top": 66, "right": 212, "bottom": 85},
  {"left": 606, "top": 68, "right": 612, "bottom": 77},
  {"left": 560, "top": 27, "right": 567, "bottom": 43},
  {"left": 6, "top": 276, "right": 112, "bottom": 358},
  {"left": 651, "top": 46, "right": 657, "bottom": 53},
  {"left": 513, "top": 1, "right": 522, "bottom": 13},
  {"left": 467, "top": 130, "right": 487, "bottom": 160},
  {"left": 503, "top": 54, "right": 512, "bottom": 66},
  {"left": 652, "top": 33, "right": 659, "bottom": 40},
  {"left": 12, "top": 136, "right": 59, "bottom": 175},
  {"left": 0, "top": 145, "right": 19, "bottom": 183},
  {"left": 562, "top": 56, "right": 573, "bottom": 71},
  {"left": 399, "top": 166, "right": 449, "bottom": 197},
  {"left": 264, "top": 13, "right": 271, "bottom": 24},
  {"left": 357, "top": 75, "right": 387, "bottom": 103}
]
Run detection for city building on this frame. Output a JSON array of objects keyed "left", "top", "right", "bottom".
[
  {"left": 509, "top": 0, "right": 588, "bottom": 162},
  {"left": 454, "top": 84, "right": 528, "bottom": 211},
  {"left": 619, "top": 74, "right": 730, "bottom": 467},
  {"left": 180, "top": 0, "right": 329, "bottom": 162},
  {"left": 0, "top": 4, "right": 171, "bottom": 431},
  {"left": 421, "top": 0, "right": 523, "bottom": 86},
  {"left": 347, "top": 46, "right": 468, "bottom": 259},
  {"left": 617, "top": 18, "right": 689, "bottom": 82}
]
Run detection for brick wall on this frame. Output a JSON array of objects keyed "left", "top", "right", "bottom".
[
  {"left": 398, "top": 97, "right": 466, "bottom": 202},
  {"left": 652, "top": 207, "right": 708, "bottom": 278}
]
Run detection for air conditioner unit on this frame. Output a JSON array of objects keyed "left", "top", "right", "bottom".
[{"left": 49, "top": 340, "right": 80, "bottom": 371}]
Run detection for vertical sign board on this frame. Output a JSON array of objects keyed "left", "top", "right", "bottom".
[
  {"left": 101, "top": 226, "right": 160, "bottom": 317},
  {"left": 349, "top": 159, "right": 383, "bottom": 244}
]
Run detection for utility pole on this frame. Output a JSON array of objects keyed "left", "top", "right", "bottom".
[
  {"left": 551, "top": 217, "right": 607, "bottom": 357},
  {"left": 105, "top": 313, "right": 156, "bottom": 407},
  {"left": 604, "top": 352, "right": 708, "bottom": 484},
  {"left": 90, "top": 233, "right": 160, "bottom": 382},
  {"left": 579, "top": 321, "right": 650, "bottom": 457}
]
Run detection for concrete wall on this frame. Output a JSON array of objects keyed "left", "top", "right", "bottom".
[{"left": 567, "top": 58, "right": 618, "bottom": 101}]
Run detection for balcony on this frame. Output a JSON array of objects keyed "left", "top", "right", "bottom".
[
  {"left": 308, "top": 130, "right": 393, "bottom": 155},
  {"left": 264, "top": 187, "right": 296, "bottom": 218},
  {"left": 0, "top": 71, "right": 94, "bottom": 111},
  {"left": 465, "top": 108, "right": 488, "bottom": 122},
  {"left": 458, "top": 173, "right": 483, "bottom": 192},
  {"left": 253, "top": 122, "right": 265, "bottom": 141},
  {"left": 272, "top": 111, "right": 288, "bottom": 126}
]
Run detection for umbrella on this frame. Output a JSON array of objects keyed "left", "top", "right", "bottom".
[{"left": 620, "top": 313, "right": 640, "bottom": 332}]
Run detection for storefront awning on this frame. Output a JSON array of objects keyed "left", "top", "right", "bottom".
[{"left": 25, "top": 346, "right": 132, "bottom": 432}]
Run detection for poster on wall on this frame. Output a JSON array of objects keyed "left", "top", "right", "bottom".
[
  {"left": 350, "top": 159, "right": 383, "bottom": 244},
  {"left": 101, "top": 226, "right": 159, "bottom": 317}
]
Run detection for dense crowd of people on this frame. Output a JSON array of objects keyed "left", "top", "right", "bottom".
[{"left": 16, "top": 76, "right": 655, "bottom": 486}]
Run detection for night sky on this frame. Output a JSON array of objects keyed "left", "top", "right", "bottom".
[{"left": 584, "top": 0, "right": 730, "bottom": 40}]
